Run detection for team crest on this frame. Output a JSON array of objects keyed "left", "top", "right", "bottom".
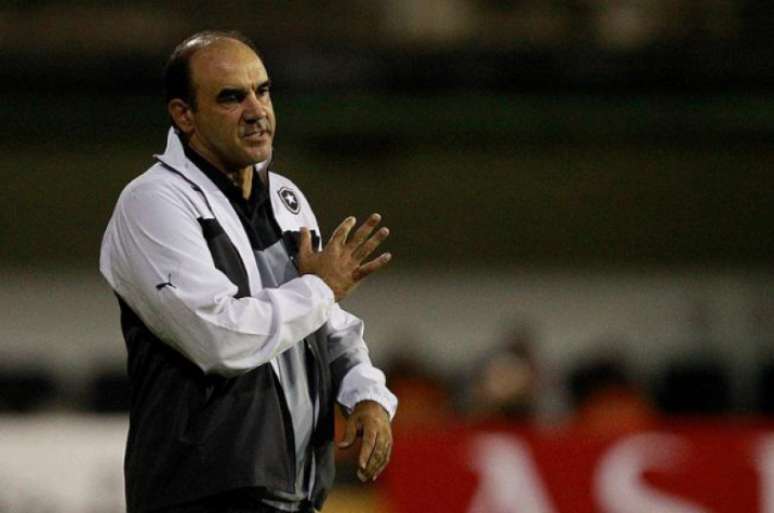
[{"left": 278, "top": 187, "right": 301, "bottom": 214}]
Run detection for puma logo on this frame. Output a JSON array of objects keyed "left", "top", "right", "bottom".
[{"left": 156, "top": 273, "right": 176, "bottom": 290}]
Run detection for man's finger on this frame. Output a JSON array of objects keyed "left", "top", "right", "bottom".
[
  {"left": 372, "top": 440, "right": 392, "bottom": 481},
  {"left": 348, "top": 213, "right": 381, "bottom": 248},
  {"left": 353, "top": 253, "right": 392, "bottom": 281},
  {"left": 328, "top": 216, "right": 356, "bottom": 247},
  {"left": 358, "top": 425, "right": 378, "bottom": 473},
  {"left": 352, "top": 226, "right": 389, "bottom": 262},
  {"left": 338, "top": 417, "right": 359, "bottom": 449},
  {"left": 364, "top": 432, "right": 389, "bottom": 481},
  {"left": 297, "top": 227, "right": 313, "bottom": 257}
]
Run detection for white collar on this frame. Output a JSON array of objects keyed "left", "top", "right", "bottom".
[{"left": 155, "top": 127, "right": 272, "bottom": 189}]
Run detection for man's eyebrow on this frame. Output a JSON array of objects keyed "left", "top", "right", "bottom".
[{"left": 256, "top": 79, "right": 271, "bottom": 90}]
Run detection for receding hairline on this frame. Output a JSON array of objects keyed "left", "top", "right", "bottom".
[
  {"left": 164, "top": 30, "right": 262, "bottom": 107},
  {"left": 184, "top": 33, "right": 260, "bottom": 60},
  {"left": 189, "top": 37, "right": 263, "bottom": 72},
  {"left": 186, "top": 38, "right": 266, "bottom": 105}
]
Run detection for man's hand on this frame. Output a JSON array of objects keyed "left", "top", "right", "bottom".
[
  {"left": 297, "top": 214, "right": 391, "bottom": 302},
  {"left": 338, "top": 400, "right": 393, "bottom": 482}
]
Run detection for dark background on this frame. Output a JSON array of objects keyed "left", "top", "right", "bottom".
[{"left": 2, "top": 0, "right": 773, "bottom": 270}]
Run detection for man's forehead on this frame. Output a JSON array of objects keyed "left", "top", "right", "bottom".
[{"left": 190, "top": 38, "right": 268, "bottom": 88}]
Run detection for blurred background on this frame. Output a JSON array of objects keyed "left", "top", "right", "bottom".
[{"left": 1, "top": 1, "right": 774, "bottom": 512}]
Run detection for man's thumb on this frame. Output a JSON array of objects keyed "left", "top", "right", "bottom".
[
  {"left": 298, "top": 227, "right": 312, "bottom": 255},
  {"left": 338, "top": 418, "right": 358, "bottom": 449}
]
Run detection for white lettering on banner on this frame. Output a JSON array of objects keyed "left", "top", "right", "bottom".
[
  {"left": 467, "top": 433, "right": 558, "bottom": 513},
  {"left": 757, "top": 436, "right": 774, "bottom": 513},
  {"left": 595, "top": 432, "right": 710, "bottom": 513}
]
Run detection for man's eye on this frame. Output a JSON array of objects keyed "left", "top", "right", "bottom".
[{"left": 219, "top": 92, "right": 244, "bottom": 103}]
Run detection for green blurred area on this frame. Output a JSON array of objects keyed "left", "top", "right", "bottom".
[{"left": 2, "top": 92, "right": 773, "bottom": 268}]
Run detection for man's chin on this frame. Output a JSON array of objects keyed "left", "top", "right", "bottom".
[{"left": 245, "top": 145, "right": 272, "bottom": 165}]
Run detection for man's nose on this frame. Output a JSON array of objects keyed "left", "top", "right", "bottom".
[{"left": 244, "top": 92, "right": 267, "bottom": 121}]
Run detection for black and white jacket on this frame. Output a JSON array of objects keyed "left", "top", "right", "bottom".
[{"left": 100, "top": 128, "right": 396, "bottom": 513}]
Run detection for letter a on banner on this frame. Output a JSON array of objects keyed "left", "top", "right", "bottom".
[
  {"left": 467, "top": 434, "right": 558, "bottom": 513},
  {"left": 595, "top": 432, "right": 710, "bottom": 513}
]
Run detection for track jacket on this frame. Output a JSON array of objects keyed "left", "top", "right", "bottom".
[{"left": 100, "top": 128, "right": 397, "bottom": 513}]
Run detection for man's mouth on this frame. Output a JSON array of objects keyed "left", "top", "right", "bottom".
[{"left": 243, "top": 128, "right": 269, "bottom": 140}]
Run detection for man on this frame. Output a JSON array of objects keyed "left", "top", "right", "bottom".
[{"left": 100, "top": 30, "right": 397, "bottom": 513}]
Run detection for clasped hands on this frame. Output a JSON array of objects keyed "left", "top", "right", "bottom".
[{"left": 297, "top": 213, "right": 391, "bottom": 302}]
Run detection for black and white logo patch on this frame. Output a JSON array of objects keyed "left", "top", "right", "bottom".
[{"left": 278, "top": 187, "right": 300, "bottom": 214}]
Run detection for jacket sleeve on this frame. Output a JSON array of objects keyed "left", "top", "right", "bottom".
[
  {"left": 290, "top": 185, "right": 397, "bottom": 420},
  {"left": 326, "top": 304, "right": 398, "bottom": 420},
  {"left": 100, "top": 182, "right": 335, "bottom": 377}
]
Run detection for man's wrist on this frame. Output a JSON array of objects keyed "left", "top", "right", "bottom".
[
  {"left": 354, "top": 399, "right": 390, "bottom": 419},
  {"left": 301, "top": 274, "right": 336, "bottom": 304}
]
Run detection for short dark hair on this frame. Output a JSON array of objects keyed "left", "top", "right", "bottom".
[{"left": 164, "top": 30, "right": 260, "bottom": 110}]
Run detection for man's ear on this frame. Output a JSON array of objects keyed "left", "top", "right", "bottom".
[{"left": 168, "top": 99, "right": 195, "bottom": 134}]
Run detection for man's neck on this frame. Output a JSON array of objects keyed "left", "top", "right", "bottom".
[
  {"left": 232, "top": 168, "right": 252, "bottom": 200},
  {"left": 187, "top": 140, "right": 253, "bottom": 200},
  {"left": 229, "top": 166, "right": 269, "bottom": 200}
]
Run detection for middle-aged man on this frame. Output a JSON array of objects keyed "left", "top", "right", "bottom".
[{"left": 100, "top": 30, "right": 397, "bottom": 513}]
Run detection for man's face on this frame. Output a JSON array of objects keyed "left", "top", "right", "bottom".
[{"left": 184, "top": 39, "right": 275, "bottom": 173}]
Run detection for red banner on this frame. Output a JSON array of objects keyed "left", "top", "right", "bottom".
[{"left": 383, "top": 422, "right": 774, "bottom": 513}]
